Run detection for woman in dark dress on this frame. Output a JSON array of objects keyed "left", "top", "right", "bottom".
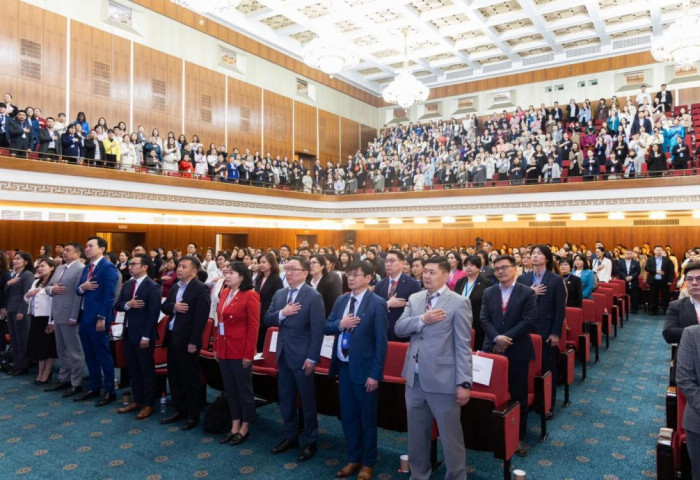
[
  {"left": 24, "top": 257, "right": 57, "bottom": 384},
  {"left": 117, "top": 250, "right": 131, "bottom": 283},
  {"left": 254, "top": 252, "right": 283, "bottom": 352},
  {"left": 0, "top": 252, "right": 11, "bottom": 354},
  {"left": 2, "top": 251, "right": 35, "bottom": 376}
]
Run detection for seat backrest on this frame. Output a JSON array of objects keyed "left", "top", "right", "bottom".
[
  {"left": 471, "top": 351, "right": 510, "bottom": 409},
  {"left": 528, "top": 334, "right": 543, "bottom": 393},
  {"left": 256, "top": 327, "right": 278, "bottom": 370},
  {"left": 200, "top": 318, "right": 214, "bottom": 351},
  {"left": 592, "top": 292, "right": 607, "bottom": 320},
  {"left": 558, "top": 319, "right": 569, "bottom": 353},
  {"left": 565, "top": 307, "right": 584, "bottom": 338},
  {"left": 383, "top": 341, "right": 408, "bottom": 379},
  {"left": 597, "top": 286, "right": 615, "bottom": 309},
  {"left": 316, "top": 353, "right": 332, "bottom": 373},
  {"left": 156, "top": 315, "right": 169, "bottom": 347},
  {"left": 582, "top": 299, "right": 595, "bottom": 324}
]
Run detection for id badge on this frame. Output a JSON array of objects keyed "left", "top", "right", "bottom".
[
  {"left": 218, "top": 322, "right": 224, "bottom": 335},
  {"left": 340, "top": 331, "right": 350, "bottom": 349}
]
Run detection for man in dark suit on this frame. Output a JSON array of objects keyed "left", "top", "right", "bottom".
[
  {"left": 645, "top": 245, "right": 675, "bottom": 315},
  {"left": 481, "top": 254, "right": 536, "bottom": 456},
  {"left": 454, "top": 254, "right": 490, "bottom": 350},
  {"left": 74, "top": 236, "right": 120, "bottom": 406},
  {"left": 550, "top": 101, "right": 564, "bottom": 122},
  {"left": 517, "top": 244, "right": 566, "bottom": 412},
  {"left": 374, "top": 250, "right": 421, "bottom": 342},
  {"left": 264, "top": 256, "right": 325, "bottom": 462},
  {"left": 655, "top": 83, "right": 673, "bottom": 112},
  {"left": 6, "top": 109, "right": 31, "bottom": 158},
  {"left": 617, "top": 249, "right": 641, "bottom": 314},
  {"left": 160, "top": 255, "right": 211, "bottom": 430},
  {"left": 114, "top": 254, "right": 162, "bottom": 420},
  {"left": 324, "top": 262, "right": 388, "bottom": 480},
  {"left": 0, "top": 102, "right": 11, "bottom": 148},
  {"left": 663, "top": 262, "right": 700, "bottom": 344},
  {"left": 38, "top": 117, "right": 62, "bottom": 160},
  {"left": 675, "top": 324, "right": 700, "bottom": 478}
]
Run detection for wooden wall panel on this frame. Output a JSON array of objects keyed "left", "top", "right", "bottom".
[
  {"left": 133, "top": 44, "right": 182, "bottom": 139},
  {"left": 227, "top": 77, "right": 262, "bottom": 154},
  {"left": 678, "top": 87, "right": 700, "bottom": 107},
  {"left": 318, "top": 109, "right": 340, "bottom": 164},
  {"left": 293, "top": 101, "right": 317, "bottom": 156},
  {"left": 262, "top": 90, "right": 293, "bottom": 160},
  {"left": 184, "top": 62, "right": 226, "bottom": 147},
  {"left": 0, "top": 1, "right": 66, "bottom": 118},
  {"left": 70, "top": 21, "right": 130, "bottom": 129},
  {"left": 340, "top": 118, "right": 359, "bottom": 161},
  {"left": 360, "top": 124, "right": 377, "bottom": 153}
]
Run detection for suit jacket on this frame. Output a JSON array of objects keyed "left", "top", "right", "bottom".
[
  {"left": 3, "top": 270, "right": 34, "bottom": 313},
  {"left": 84, "top": 138, "right": 106, "bottom": 160},
  {"left": 645, "top": 256, "right": 674, "bottom": 283},
  {"left": 264, "top": 283, "right": 325, "bottom": 369},
  {"left": 394, "top": 288, "right": 473, "bottom": 394},
  {"left": 656, "top": 90, "right": 673, "bottom": 108},
  {"left": 161, "top": 278, "right": 211, "bottom": 349},
  {"left": 45, "top": 260, "right": 83, "bottom": 324},
  {"left": 517, "top": 270, "right": 566, "bottom": 338},
  {"left": 480, "top": 282, "right": 536, "bottom": 362},
  {"left": 374, "top": 273, "right": 422, "bottom": 341},
  {"left": 324, "top": 291, "right": 388, "bottom": 384},
  {"left": 675, "top": 325, "right": 700, "bottom": 433},
  {"left": 114, "top": 276, "right": 162, "bottom": 345},
  {"left": 309, "top": 273, "right": 342, "bottom": 317},
  {"left": 617, "top": 259, "right": 641, "bottom": 287},
  {"left": 663, "top": 297, "right": 700, "bottom": 344},
  {"left": 255, "top": 273, "right": 283, "bottom": 317},
  {"left": 38, "top": 128, "right": 62, "bottom": 154},
  {"left": 7, "top": 118, "right": 31, "bottom": 151},
  {"left": 215, "top": 288, "right": 259, "bottom": 360},
  {"left": 564, "top": 274, "right": 583, "bottom": 308},
  {"left": 76, "top": 257, "right": 119, "bottom": 325},
  {"left": 454, "top": 274, "right": 490, "bottom": 348}
]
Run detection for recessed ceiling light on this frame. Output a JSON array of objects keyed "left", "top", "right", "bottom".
[
  {"left": 503, "top": 214, "right": 518, "bottom": 222},
  {"left": 472, "top": 215, "right": 487, "bottom": 223},
  {"left": 608, "top": 212, "right": 625, "bottom": 220},
  {"left": 693, "top": 210, "right": 700, "bottom": 219},
  {"left": 649, "top": 211, "right": 666, "bottom": 220},
  {"left": 571, "top": 213, "right": 587, "bottom": 221},
  {"left": 535, "top": 213, "right": 551, "bottom": 222},
  {"left": 342, "top": 219, "right": 356, "bottom": 226},
  {"left": 441, "top": 216, "right": 456, "bottom": 223},
  {"left": 365, "top": 218, "right": 379, "bottom": 225},
  {"left": 414, "top": 217, "right": 428, "bottom": 224},
  {"left": 389, "top": 218, "right": 403, "bottom": 225}
]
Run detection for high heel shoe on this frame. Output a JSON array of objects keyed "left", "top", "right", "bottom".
[{"left": 36, "top": 372, "right": 53, "bottom": 385}]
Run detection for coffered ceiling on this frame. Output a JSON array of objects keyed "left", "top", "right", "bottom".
[{"left": 208, "top": 0, "right": 700, "bottom": 95}]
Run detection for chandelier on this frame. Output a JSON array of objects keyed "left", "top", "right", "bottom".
[
  {"left": 302, "top": 1, "right": 359, "bottom": 76},
  {"left": 169, "top": 0, "right": 240, "bottom": 14},
  {"left": 651, "top": 0, "right": 700, "bottom": 66},
  {"left": 382, "top": 29, "right": 429, "bottom": 109}
]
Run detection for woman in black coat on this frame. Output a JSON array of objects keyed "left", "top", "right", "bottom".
[
  {"left": 2, "top": 251, "right": 35, "bottom": 376},
  {"left": 560, "top": 257, "right": 583, "bottom": 308},
  {"left": 254, "top": 252, "right": 283, "bottom": 352},
  {"left": 306, "top": 254, "right": 342, "bottom": 317}
]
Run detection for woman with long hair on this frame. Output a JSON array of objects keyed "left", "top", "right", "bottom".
[
  {"left": 158, "top": 257, "right": 178, "bottom": 298},
  {"left": 24, "top": 257, "right": 57, "bottom": 384},
  {"left": 254, "top": 252, "right": 283, "bottom": 352},
  {"left": 446, "top": 250, "right": 466, "bottom": 291},
  {"left": 2, "top": 251, "right": 35, "bottom": 375},
  {"left": 572, "top": 253, "right": 596, "bottom": 300}
]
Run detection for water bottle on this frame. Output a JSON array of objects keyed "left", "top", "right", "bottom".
[{"left": 160, "top": 393, "right": 167, "bottom": 414}]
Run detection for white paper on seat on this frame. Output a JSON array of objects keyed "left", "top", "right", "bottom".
[
  {"left": 253, "top": 352, "right": 264, "bottom": 361},
  {"left": 111, "top": 323, "right": 124, "bottom": 338},
  {"left": 114, "top": 311, "right": 125, "bottom": 324},
  {"left": 269, "top": 331, "right": 278, "bottom": 353},
  {"left": 320, "top": 335, "right": 335, "bottom": 359},
  {"left": 472, "top": 354, "right": 494, "bottom": 386}
]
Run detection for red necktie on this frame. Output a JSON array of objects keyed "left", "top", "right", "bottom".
[{"left": 388, "top": 279, "right": 397, "bottom": 297}]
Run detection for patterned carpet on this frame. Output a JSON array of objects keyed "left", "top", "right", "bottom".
[{"left": 0, "top": 313, "right": 665, "bottom": 479}]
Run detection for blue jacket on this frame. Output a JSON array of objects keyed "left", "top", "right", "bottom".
[
  {"left": 76, "top": 257, "right": 120, "bottom": 325},
  {"left": 374, "top": 273, "right": 422, "bottom": 341}
]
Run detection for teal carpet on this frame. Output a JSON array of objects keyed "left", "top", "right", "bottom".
[{"left": 0, "top": 314, "right": 664, "bottom": 479}]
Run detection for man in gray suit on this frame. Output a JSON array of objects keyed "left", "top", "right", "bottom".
[
  {"left": 44, "top": 243, "right": 86, "bottom": 397},
  {"left": 395, "top": 256, "right": 473, "bottom": 480},
  {"left": 675, "top": 324, "right": 700, "bottom": 478}
]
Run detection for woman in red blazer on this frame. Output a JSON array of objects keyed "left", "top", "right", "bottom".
[{"left": 215, "top": 261, "right": 260, "bottom": 446}]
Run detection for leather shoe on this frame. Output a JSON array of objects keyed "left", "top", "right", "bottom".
[
  {"left": 74, "top": 389, "right": 100, "bottom": 402},
  {"left": 61, "top": 386, "right": 82, "bottom": 398},
  {"left": 117, "top": 402, "right": 141, "bottom": 414},
  {"left": 516, "top": 441, "right": 530, "bottom": 457},
  {"left": 297, "top": 443, "right": 317, "bottom": 462},
  {"left": 229, "top": 431, "right": 249, "bottom": 446},
  {"left": 335, "top": 462, "right": 361, "bottom": 478},
  {"left": 136, "top": 406, "right": 154, "bottom": 420},
  {"left": 8, "top": 368, "right": 27, "bottom": 376},
  {"left": 95, "top": 393, "right": 117, "bottom": 407},
  {"left": 44, "top": 381, "right": 70, "bottom": 392},
  {"left": 357, "top": 466, "right": 373, "bottom": 480},
  {"left": 181, "top": 418, "right": 199, "bottom": 430},
  {"left": 270, "top": 438, "right": 299, "bottom": 454},
  {"left": 220, "top": 432, "right": 236, "bottom": 444},
  {"left": 546, "top": 411, "right": 554, "bottom": 421},
  {"left": 160, "top": 412, "right": 184, "bottom": 425}
]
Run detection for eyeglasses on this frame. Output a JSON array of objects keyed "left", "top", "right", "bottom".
[
  {"left": 346, "top": 273, "right": 366, "bottom": 278},
  {"left": 686, "top": 275, "right": 700, "bottom": 284},
  {"left": 128, "top": 262, "right": 143, "bottom": 267},
  {"left": 493, "top": 265, "right": 512, "bottom": 272},
  {"left": 284, "top": 267, "right": 305, "bottom": 273}
]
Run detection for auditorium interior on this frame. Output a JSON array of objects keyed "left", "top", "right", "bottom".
[{"left": 1, "top": 0, "right": 700, "bottom": 479}]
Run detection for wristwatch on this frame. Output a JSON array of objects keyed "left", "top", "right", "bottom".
[{"left": 457, "top": 382, "right": 472, "bottom": 389}]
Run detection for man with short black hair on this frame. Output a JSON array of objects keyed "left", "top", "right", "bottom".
[
  {"left": 7, "top": 109, "right": 31, "bottom": 157},
  {"left": 161, "top": 255, "right": 211, "bottom": 430},
  {"left": 645, "top": 245, "right": 674, "bottom": 315},
  {"left": 38, "top": 116, "right": 61, "bottom": 160},
  {"left": 375, "top": 250, "right": 421, "bottom": 342},
  {"left": 617, "top": 249, "right": 641, "bottom": 314},
  {"left": 663, "top": 262, "right": 700, "bottom": 344}
]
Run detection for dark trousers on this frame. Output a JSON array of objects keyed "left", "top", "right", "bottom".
[
  {"left": 219, "top": 359, "right": 255, "bottom": 423},
  {"left": 542, "top": 340, "right": 558, "bottom": 406},
  {"left": 338, "top": 362, "right": 379, "bottom": 466},
  {"left": 78, "top": 312, "right": 115, "bottom": 393},
  {"left": 649, "top": 279, "right": 670, "bottom": 313},
  {"left": 0, "top": 135, "right": 8, "bottom": 148},
  {"left": 167, "top": 345, "right": 203, "bottom": 420},
  {"left": 277, "top": 354, "right": 318, "bottom": 446},
  {"left": 509, "top": 359, "right": 529, "bottom": 440},
  {"left": 686, "top": 428, "right": 700, "bottom": 479},
  {"left": 7, "top": 312, "right": 29, "bottom": 369},
  {"left": 625, "top": 283, "right": 639, "bottom": 313},
  {"left": 123, "top": 333, "right": 156, "bottom": 406}
]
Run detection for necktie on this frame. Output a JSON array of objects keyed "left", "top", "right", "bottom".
[
  {"left": 82, "top": 263, "right": 95, "bottom": 309},
  {"left": 426, "top": 292, "right": 440, "bottom": 311},
  {"left": 131, "top": 280, "right": 137, "bottom": 298},
  {"left": 341, "top": 296, "right": 356, "bottom": 356},
  {"left": 287, "top": 288, "right": 297, "bottom": 304},
  {"left": 388, "top": 279, "right": 397, "bottom": 297}
]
